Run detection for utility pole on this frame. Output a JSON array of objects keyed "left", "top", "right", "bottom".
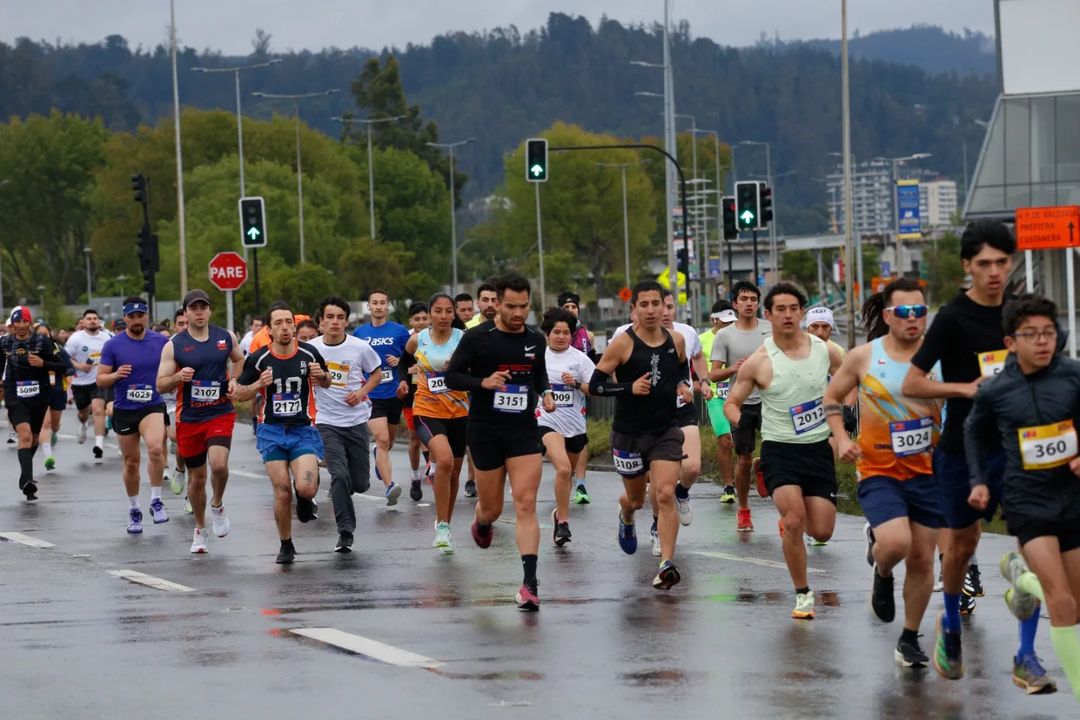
[{"left": 841, "top": 0, "right": 856, "bottom": 348}]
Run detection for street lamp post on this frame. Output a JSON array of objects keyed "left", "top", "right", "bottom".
[
  {"left": 693, "top": 128, "right": 725, "bottom": 293},
  {"left": 841, "top": 0, "right": 856, "bottom": 348},
  {"left": 331, "top": 115, "right": 406, "bottom": 241},
  {"left": 427, "top": 138, "right": 476, "bottom": 295},
  {"left": 0, "top": 178, "right": 9, "bottom": 318},
  {"left": 252, "top": 89, "right": 341, "bottom": 264},
  {"left": 596, "top": 162, "right": 634, "bottom": 294}
]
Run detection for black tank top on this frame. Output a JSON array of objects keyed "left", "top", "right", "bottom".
[{"left": 613, "top": 328, "right": 679, "bottom": 435}]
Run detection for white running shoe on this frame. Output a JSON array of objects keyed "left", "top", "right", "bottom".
[
  {"left": 675, "top": 492, "right": 693, "bottom": 526},
  {"left": 76, "top": 420, "right": 87, "bottom": 445},
  {"left": 210, "top": 504, "right": 230, "bottom": 538},
  {"left": 190, "top": 528, "right": 208, "bottom": 554}
]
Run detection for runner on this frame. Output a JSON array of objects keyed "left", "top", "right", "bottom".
[
  {"left": 446, "top": 272, "right": 556, "bottom": 609},
  {"left": 407, "top": 293, "right": 471, "bottom": 553},
  {"left": 308, "top": 296, "right": 383, "bottom": 553},
  {"left": 538, "top": 307, "right": 595, "bottom": 547},
  {"left": 966, "top": 293, "right": 1072, "bottom": 695},
  {"left": 36, "top": 322, "right": 73, "bottom": 472},
  {"left": 557, "top": 290, "right": 597, "bottom": 504},
  {"left": 465, "top": 281, "right": 497, "bottom": 329},
  {"left": 401, "top": 302, "right": 431, "bottom": 501},
  {"left": 454, "top": 293, "right": 475, "bottom": 328},
  {"left": 353, "top": 289, "right": 410, "bottom": 506},
  {"left": 824, "top": 278, "right": 944, "bottom": 666},
  {"left": 239, "top": 316, "right": 263, "bottom": 356},
  {"left": 65, "top": 308, "right": 113, "bottom": 462},
  {"left": 157, "top": 289, "right": 245, "bottom": 554},
  {"left": 236, "top": 302, "right": 331, "bottom": 564},
  {"left": 592, "top": 280, "right": 692, "bottom": 589},
  {"left": 0, "top": 307, "right": 68, "bottom": 501},
  {"left": 164, "top": 309, "right": 189, "bottom": 503},
  {"left": 97, "top": 297, "right": 170, "bottom": 535},
  {"left": 724, "top": 282, "right": 844, "bottom": 619},
  {"left": 805, "top": 306, "right": 847, "bottom": 359},
  {"left": 296, "top": 319, "right": 319, "bottom": 343},
  {"left": 699, "top": 300, "right": 737, "bottom": 503},
  {"left": 901, "top": 219, "right": 1018, "bottom": 677},
  {"left": 709, "top": 281, "right": 772, "bottom": 532}
]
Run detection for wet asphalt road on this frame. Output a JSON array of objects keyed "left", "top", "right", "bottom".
[{"left": 1, "top": 408, "right": 1076, "bottom": 719}]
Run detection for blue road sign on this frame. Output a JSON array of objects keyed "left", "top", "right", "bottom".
[{"left": 896, "top": 180, "right": 921, "bottom": 239}]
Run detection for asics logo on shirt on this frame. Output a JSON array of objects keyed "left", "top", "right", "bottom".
[{"left": 367, "top": 337, "right": 397, "bottom": 347}]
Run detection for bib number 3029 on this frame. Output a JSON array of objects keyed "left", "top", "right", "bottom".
[
  {"left": 493, "top": 384, "right": 528, "bottom": 413},
  {"left": 789, "top": 398, "right": 826, "bottom": 435},
  {"left": 1019, "top": 419, "right": 1078, "bottom": 470}
]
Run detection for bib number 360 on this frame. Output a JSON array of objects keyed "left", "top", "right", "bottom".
[{"left": 1019, "top": 419, "right": 1078, "bottom": 470}]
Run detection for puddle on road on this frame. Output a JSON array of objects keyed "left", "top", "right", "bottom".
[
  {"left": 432, "top": 669, "right": 543, "bottom": 682},
  {"left": 619, "top": 669, "right": 705, "bottom": 687}
]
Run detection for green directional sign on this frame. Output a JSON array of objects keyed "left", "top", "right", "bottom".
[
  {"left": 525, "top": 138, "right": 548, "bottom": 183},
  {"left": 530, "top": 163, "right": 544, "bottom": 178},
  {"left": 239, "top": 196, "right": 267, "bottom": 248},
  {"left": 246, "top": 226, "right": 261, "bottom": 240},
  {"left": 740, "top": 210, "right": 755, "bottom": 225},
  {"left": 735, "top": 181, "right": 762, "bottom": 231}
]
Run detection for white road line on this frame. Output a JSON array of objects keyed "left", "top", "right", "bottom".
[
  {"left": 0, "top": 532, "right": 55, "bottom": 548},
  {"left": 693, "top": 550, "right": 827, "bottom": 575},
  {"left": 107, "top": 569, "right": 196, "bottom": 593},
  {"left": 290, "top": 627, "right": 444, "bottom": 668}
]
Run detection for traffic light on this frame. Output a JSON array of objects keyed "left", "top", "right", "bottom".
[
  {"left": 735, "top": 181, "right": 761, "bottom": 231},
  {"left": 525, "top": 138, "right": 548, "bottom": 183},
  {"left": 721, "top": 196, "right": 738, "bottom": 240},
  {"left": 676, "top": 245, "right": 689, "bottom": 275},
  {"left": 131, "top": 173, "right": 148, "bottom": 205},
  {"left": 137, "top": 226, "right": 158, "bottom": 295},
  {"left": 760, "top": 184, "right": 773, "bottom": 227},
  {"left": 239, "top": 196, "right": 267, "bottom": 248}
]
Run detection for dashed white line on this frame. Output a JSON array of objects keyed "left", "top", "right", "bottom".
[
  {"left": 290, "top": 627, "right": 444, "bottom": 668},
  {"left": 107, "top": 569, "right": 196, "bottom": 592},
  {"left": 693, "top": 550, "right": 827, "bottom": 575},
  {"left": 0, "top": 532, "right": 55, "bottom": 548}
]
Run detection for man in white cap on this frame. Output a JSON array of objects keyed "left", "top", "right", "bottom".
[{"left": 805, "top": 306, "right": 847, "bottom": 360}]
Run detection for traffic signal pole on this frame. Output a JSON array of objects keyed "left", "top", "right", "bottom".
[{"left": 752, "top": 229, "right": 759, "bottom": 286}]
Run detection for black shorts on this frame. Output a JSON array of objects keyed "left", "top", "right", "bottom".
[
  {"left": 468, "top": 420, "right": 541, "bottom": 471},
  {"left": 610, "top": 425, "right": 685, "bottom": 478},
  {"left": 1008, "top": 514, "right": 1080, "bottom": 553},
  {"left": 538, "top": 426, "right": 588, "bottom": 455},
  {"left": 7, "top": 400, "right": 48, "bottom": 435},
  {"left": 72, "top": 383, "right": 107, "bottom": 411},
  {"left": 48, "top": 386, "right": 67, "bottom": 412},
  {"left": 113, "top": 404, "right": 167, "bottom": 436},
  {"left": 415, "top": 415, "right": 468, "bottom": 458},
  {"left": 370, "top": 396, "right": 403, "bottom": 425},
  {"left": 761, "top": 439, "right": 837, "bottom": 503},
  {"left": 732, "top": 402, "right": 762, "bottom": 455},
  {"left": 676, "top": 403, "right": 699, "bottom": 428}
]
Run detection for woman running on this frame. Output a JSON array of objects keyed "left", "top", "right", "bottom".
[{"left": 36, "top": 322, "right": 73, "bottom": 472}]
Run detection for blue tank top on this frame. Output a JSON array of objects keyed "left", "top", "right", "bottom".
[{"left": 173, "top": 325, "right": 234, "bottom": 422}]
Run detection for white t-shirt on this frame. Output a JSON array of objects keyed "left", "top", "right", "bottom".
[
  {"left": 612, "top": 322, "right": 701, "bottom": 407},
  {"left": 239, "top": 330, "right": 255, "bottom": 356},
  {"left": 537, "top": 345, "right": 595, "bottom": 437},
  {"left": 308, "top": 335, "right": 383, "bottom": 426},
  {"left": 65, "top": 329, "right": 113, "bottom": 386}
]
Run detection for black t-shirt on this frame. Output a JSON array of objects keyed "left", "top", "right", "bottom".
[
  {"left": 239, "top": 342, "right": 326, "bottom": 427},
  {"left": 912, "top": 291, "right": 1009, "bottom": 454},
  {"left": 445, "top": 322, "right": 549, "bottom": 425},
  {"left": 0, "top": 333, "right": 67, "bottom": 403}
]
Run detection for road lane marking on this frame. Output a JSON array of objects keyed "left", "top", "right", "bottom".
[
  {"left": 693, "top": 550, "right": 827, "bottom": 575},
  {"left": 107, "top": 569, "right": 196, "bottom": 592},
  {"left": 0, "top": 532, "right": 55, "bottom": 548},
  {"left": 289, "top": 627, "right": 444, "bottom": 668}
]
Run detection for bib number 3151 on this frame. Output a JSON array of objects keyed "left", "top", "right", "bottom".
[{"left": 493, "top": 384, "right": 528, "bottom": 413}]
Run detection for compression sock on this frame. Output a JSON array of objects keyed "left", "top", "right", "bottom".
[
  {"left": 943, "top": 592, "right": 962, "bottom": 634},
  {"left": 1050, "top": 625, "right": 1080, "bottom": 701},
  {"left": 1017, "top": 571, "right": 1047, "bottom": 603},
  {"left": 17, "top": 448, "right": 33, "bottom": 486},
  {"left": 1018, "top": 609, "right": 1041, "bottom": 658},
  {"left": 521, "top": 554, "right": 538, "bottom": 590}
]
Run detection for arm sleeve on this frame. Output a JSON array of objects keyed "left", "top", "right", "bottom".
[
  {"left": 588, "top": 367, "right": 634, "bottom": 396},
  {"left": 40, "top": 339, "right": 68, "bottom": 373},
  {"left": 963, "top": 386, "right": 995, "bottom": 488},
  {"left": 445, "top": 330, "right": 486, "bottom": 392},
  {"left": 238, "top": 352, "right": 261, "bottom": 386}
]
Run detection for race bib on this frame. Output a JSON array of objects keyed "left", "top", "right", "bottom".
[
  {"left": 380, "top": 368, "right": 394, "bottom": 384},
  {"left": 612, "top": 448, "right": 644, "bottom": 475},
  {"left": 88, "top": 351, "right": 101, "bottom": 366},
  {"left": 977, "top": 350, "right": 1008, "bottom": 378},
  {"left": 493, "top": 384, "right": 528, "bottom": 413},
  {"left": 272, "top": 392, "right": 302, "bottom": 417},
  {"left": 716, "top": 383, "right": 730, "bottom": 400},
  {"left": 1019, "top": 419, "right": 1078, "bottom": 470},
  {"left": 426, "top": 372, "right": 449, "bottom": 394},
  {"left": 890, "top": 417, "right": 933, "bottom": 457},
  {"left": 126, "top": 384, "right": 154, "bottom": 404},
  {"left": 15, "top": 380, "right": 39, "bottom": 399},
  {"left": 326, "top": 361, "right": 349, "bottom": 388},
  {"left": 789, "top": 398, "right": 826, "bottom": 435},
  {"left": 550, "top": 383, "right": 574, "bottom": 407},
  {"left": 190, "top": 380, "right": 220, "bottom": 402}
]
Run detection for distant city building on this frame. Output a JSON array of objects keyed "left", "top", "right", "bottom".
[
  {"left": 919, "top": 179, "right": 958, "bottom": 228},
  {"left": 827, "top": 160, "right": 947, "bottom": 237}
]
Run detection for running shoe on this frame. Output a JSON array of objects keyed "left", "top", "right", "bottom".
[
  {"left": 8, "top": 430, "right": 17, "bottom": 444},
  {"left": 409, "top": 479, "right": 423, "bottom": 502},
  {"left": 650, "top": 520, "right": 661, "bottom": 557},
  {"left": 1000, "top": 551, "right": 1039, "bottom": 620},
  {"left": 871, "top": 565, "right": 895, "bottom": 623},
  {"left": 895, "top": 635, "right": 929, "bottom": 668},
  {"left": 335, "top": 532, "right": 354, "bottom": 553},
  {"left": 296, "top": 495, "right": 318, "bottom": 523},
  {"left": 552, "top": 509, "right": 571, "bottom": 547},
  {"left": 434, "top": 521, "right": 453, "bottom": 551},
  {"left": 572, "top": 482, "right": 591, "bottom": 504},
  {"left": 963, "top": 563, "right": 984, "bottom": 597},
  {"left": 44, "top": 455, "right": 56, "bottom": 471},
  {"left": 932, "top": 611, "right": 964, "bottom": 680},
  {"left": 653, "top": 560, "right": 681, "bottom": 590},
  {"left": 864, "top": 521, "right": 876, "bottom": 567},
  {"left": 76, "top": 422, "right": 87, "bottom": 444},
  {"left": 1012, "top": 654, "right": 1057, "bottom": 694},
  {"left": 617, "top": 511, "right": 637, "bottom": 555},
  {"left": 93, "top": 445, "right": 103, "bottom": 462},
  {"left": 210, "top": 504, "right": 230, "bottom": 538},
  {"left": 150, "top": 498, "right": 168, "bottom": 524},
  {"left": 792, "top": 590, "right": 815, "bottom": 619},
  {"left": 719, "top": 485, "right": 736, "bottom": 504},
  {"left": 385, "top": 481, "right": 402, "bottom": 506},
  {"left": 190, "top": 528, "right": 208, "bottom": 554},
  {"left": 471, "top": 520, "right": 494, "bottom": 549},
  {"left": 184, "top": 496, "right": 193, "bottom": 514},
  {"left": 807, "top": 535, "right": 828, "bottom": 547},
  {"left": 933, "top": 566, "right": 943, "bottom": 592},
  {"left": 168, "top": 469, "right": 185, "bottom": 496},
  {"left": 753, "top": 456, "right": 767, "bottom": 498},
  {"left": 127, "top": 507, "right": 143, "bottom": 535},
  {"left": 276, "top": 539, "right": 296, "bottom": 564},
  {"left": 464, "top": 478, "right": 477, "bottom": 497},
  {"left": 736, "top": 507, "right": 754, "bottom": 532},
  {"left": 22, "top": 480, "right": 38, "bottom": 501},
  {"left": 959, "top": 593, "right": 976, "bottom": 616},
  {"left": 675, "top": 487, "right": 693, "bottom": 526},
  {"left": 515, "top": 584, "right": 540, "bottom": 611}
]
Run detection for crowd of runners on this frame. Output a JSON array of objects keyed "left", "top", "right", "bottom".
[{"left": 2, "top": 219, "right": 1079, "bottom": 701}]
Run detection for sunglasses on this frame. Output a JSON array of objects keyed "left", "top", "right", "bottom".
[{"left": 885, "top": 304, "right": 928, "bottom": 319}]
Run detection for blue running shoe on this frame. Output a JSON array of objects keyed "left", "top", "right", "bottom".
[
  {"left": 1013, "top": 654, "right": 1057, "bottom": 694},
  {"left": 127, "top": 508, "right": 143, "bottom": 535},
  {"left": 385, "top": 481, "right": 401, "bottom": 506},
  {"left": 618, "top": 510, "right": 637, "bottom": 555}
]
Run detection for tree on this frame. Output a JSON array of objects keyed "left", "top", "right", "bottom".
[{"left": 923, "top": 232, "right": 963, "bottom": 307}]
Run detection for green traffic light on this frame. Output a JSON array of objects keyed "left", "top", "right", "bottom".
[{"left": 530, "top": 164, "right": 544, "bottom": 177}]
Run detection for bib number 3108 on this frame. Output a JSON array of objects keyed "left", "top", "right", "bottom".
[{"left": 612, "top": 448, "right": 644, "bottom": 476}]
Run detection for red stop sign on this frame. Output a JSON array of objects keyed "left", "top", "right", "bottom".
[{"left": 208, "top": 251, "right": 248, "bottom": 292}]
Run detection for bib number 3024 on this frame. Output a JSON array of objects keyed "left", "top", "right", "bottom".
[
  {"left": 272, "top": 392, "right": 302, "bottom": 417},
  {"left": 789, "top": 398, "right": 826, "bottom": 435},
  {"left": 493, "top": 384, "right": 528, "bottom": 413},
  {"left": 890, "top": 417, "right": 933, "bottom": 457},
  {"left": 1019, "top": 419, "right": 1078, "bottom": 470},
  {"left": 612, "top": 448, "right": 644, "bottom": 476}
]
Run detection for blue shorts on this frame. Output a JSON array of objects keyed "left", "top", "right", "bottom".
[
  {"left": 858, "top": 474, "right": 945, "bottom": 530},
  {"left": 256, "top": 423, "right": 324, "bottom": 464},
  {"left": 934, "top": 447, "right": 1005, "bottom": 530}
]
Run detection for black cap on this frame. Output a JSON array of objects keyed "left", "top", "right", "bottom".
[
  {"left": 557, "top": 291, "right": 580, "bottom": 308},
  {"left": 182, "top": 289, "right": 211, "bottom": 309}
]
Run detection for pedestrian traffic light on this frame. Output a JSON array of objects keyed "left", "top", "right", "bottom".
[
  {"left": 239, "top": 196, "right": 267, "bottom": 248},
  {"left": 137, "top": 226, "right": 158, "bottom": 295},
  {"left": 131, "top": 173, "right": 148, "bottom": 205},
  {"left": 760, "top": 184, "right": 773, "bottom": 227},
  {"left": 735, "top": 181, "right": 761, "bottom": 231},
  {"left": 525, "top": 138, "right": 548, "bottom": 183},
  {"left": 676, "top": 245, "right": 689, "bottom": 275},
  {"left": 722, "top": 196, "right": 738, "bottom": 240}
]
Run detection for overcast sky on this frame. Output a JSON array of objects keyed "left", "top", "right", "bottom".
[{"left": 1, "top": 0, "right": 996, "bottom": 54}]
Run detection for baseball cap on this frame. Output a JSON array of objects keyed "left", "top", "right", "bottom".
[
  {"left": 8, "top": 306, "right": 32, "bottom": 324},
  {"left": 711, "top": 309, "right": 737, "bottom": 323},
  {"left": 805, "top": 306, "right": 836, "bottom": 330},
  {"left": 182, "top": 289, "right": 212, "bottom": 309}
]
